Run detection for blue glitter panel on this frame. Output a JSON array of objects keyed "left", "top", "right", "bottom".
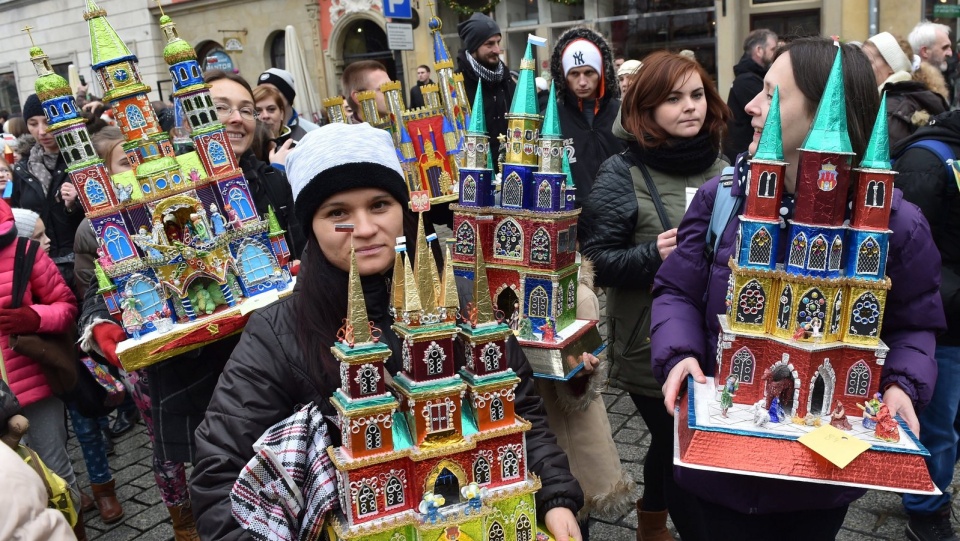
[
  {"left": 784, "top": 223, "right": 845, "bottom": 279},
  {"left": 521, "top": 276, "right": 554, "bottom": 331},
  {"left": 170, "top": 60, "right": 204, "bottom": 90},
  {"left": 500, "top": 164, "right": 534, "bottom": 209},
  {"left": 531, "top": 172, "right": 564, "bottom": 212},
  {"left": 458, "top": 169, "right": 494, "bottom": 207},
  {"left": 845, "top": 228, "right": 890, "bottom": 281},
  {"left": 44, "top": 96, "right": 80, "bottom": 125},
  {"left": 737, "top": 218, "right": 779, "bottom": 271}
]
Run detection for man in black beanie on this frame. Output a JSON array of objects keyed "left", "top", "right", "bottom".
[{"left": 456, "top": 12, "right": 515, "bottom": 166}]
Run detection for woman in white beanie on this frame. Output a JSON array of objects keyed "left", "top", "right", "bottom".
[
  {"left": 862, "top": 31, "right": 948, "bottom": 147},
  {"left": 191, "top": 122, "right": 587, "bottom": 540}
]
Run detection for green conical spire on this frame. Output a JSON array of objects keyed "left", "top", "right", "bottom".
[
  {"left": 85, "top": 0, "right": 135, "bottom": 68},
  {"left": 541, "top": 82, "right": 561, "bottom": 138},
  {"left": 509, "top": 43, "right": 538, "bottom": 116},
  {"left": 94, "top": 261, "right": 116, "bottom": 293},
  {"left": 801, "top": 47, "right": 853, "bottom": 154},
  {"left": 562, "top": 149, "right": 574, "bottom": 187},
  {"left": 467, "top": 86, "right": 486, "bottom": 135},
  {"left": 266, "top": 206, "right": 285, "bottom": 236},
  {"left": 860, "top": 93, "right": 891, "bottom": 170},
  {"left": 753, "top": 86, "right": 784, "bottom": 161}
]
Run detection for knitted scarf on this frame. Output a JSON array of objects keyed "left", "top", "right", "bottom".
[
  {"left": 465, "top": 53, "right": 506, "bottom": 84},
  {"left": 26, "top": 143, "right": 58, "bottom": 196},
  {"left": 628, "top": 133, "right": 720, "bottom": 177}
]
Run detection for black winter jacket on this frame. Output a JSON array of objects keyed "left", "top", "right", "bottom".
[
  {"left": 190, "top": 275, "right": 583, "bottom": 540},
  {"left": 457, "top": 49, "right": 516, "bottom": 164},
  {"left": 723, "top": 54, "right": 767, "bottom": 163},
  {"left": 239, "top": 150, "right": 306, "bottom": 258},
  {"left": 883, "top": 80, "right": 948, "bottom": 149},
  {"left": 892, "top": 110, "right": 960, "bottom": 344},
  {"left": 11, "top": 154, "right": 84, "bottom": 291}
]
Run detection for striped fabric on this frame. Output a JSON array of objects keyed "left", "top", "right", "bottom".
[{"left": 230, "top": 402, "right": 339, "bottom": 541}]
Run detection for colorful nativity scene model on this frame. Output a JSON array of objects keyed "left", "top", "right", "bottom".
[
  {"left": 450, "top": 41, "right": 602, "bottom": 379},
  {"left": 676, "top": 51, "right": 936, "bottom": 494},
  {"left": 26, "top": 1, "right": 292, "bottom": 371},
  {"left": 324, "top": 220, "right": 549, "bottom": 541}
]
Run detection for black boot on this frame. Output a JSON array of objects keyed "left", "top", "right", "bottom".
[
  {"left": 106, "top": 407, "right": 140, "bottom": 437},
  {"left": 906, "top": 505, "right": 959, "bottom": 541}
]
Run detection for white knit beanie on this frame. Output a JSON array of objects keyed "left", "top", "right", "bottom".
[
  {"left": 561, "top": 39, "right": 603, "bottom": 77},
  {"left": 12, "top": 208, "right": 39, "bottom": 238},
  {"left": 868, "top": 32, "right": 912, "bottom": 75},
  {"left": 286, "top": 122, "right": 408, "bottom": 227}
]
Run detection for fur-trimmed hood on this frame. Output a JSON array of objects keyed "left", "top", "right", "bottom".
[
  {"left": 914, "top": 61, "right": 950, "bottom": 102},
  {"left": 549, "top": 27, "right": 620, "bottom": 104}
]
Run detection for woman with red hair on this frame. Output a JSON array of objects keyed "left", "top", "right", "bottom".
[{"left": 578, "top": 50, "right": 730, "bottom": 541}]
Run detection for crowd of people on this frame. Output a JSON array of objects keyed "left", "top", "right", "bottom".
[{"left": 1, "top": 12, "right": 960, "bottom": 541}]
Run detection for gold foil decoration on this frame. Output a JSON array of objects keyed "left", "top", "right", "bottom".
[
  {"left": 473, "top": 240, "right": 495, "bottom": 325},
  {"left": 404, "top": 244, "right": 422, "bottom": 314},
  {"left": 392, "top": 243, "right": 405, "bottom": 312},
  {"left": 414, "top": 213, "right": 439, "bottom": 311},
  {"left": 442, "top": 239, "right": 459, "bottom": 312},
  {"left": 346, "top": 246, "right": 372, "bottom": 344}
]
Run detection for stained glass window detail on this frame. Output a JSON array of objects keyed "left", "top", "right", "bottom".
[
  {"left": 385, "top": 476, "right": 404, "bottom": 508},
  {"left": 208, "top": 140, "right": 229, "bottom": 167},
  {"left": 501, "top": 449, "right": 519, "bottom": 479},
  {"left": 462, "top": 175, "right": 477, "bottom": 202},
  {"left": 829, "top": 237, "right": 843, "bottom": 271},
  {"left": 529, "top": 286, "right": 548, "bottom": 318},
  {"left": 455, "top": 222, "right": 475, "bottom": 255},
  {"left": 846, "top": 361, "right": 870, "bottom": 396},
  {"left": 229, "top": 188, "right": 255, "bottom": 220},
  {"left": 777, "top": 285, "right": 792, "bottom": 329},
  {"left": 516, "top": 515, "right": 533, "bottom": 541},
  {"left": 474, "top": 457, "right": 491, "bottom": 484},
  {"left": 736, "top": 280, "right": 765, "bottom": 325},
  {"left": 85, "top": 179, "right": 107, "bottom": 206},
  {"left": 357, "top": 484, "right": 377, "bottom": 516},
  {"left": 481, "top": 342, "right": 501, "bottom": 372},
  {"left": 530, "top": 227, "right": 551, "bottom": 264},
  {"left": 856, "top": 237, "right": 881, "bottom": 275},
  {"left": 424, "top": 342, "right": 446, "bottom": 375},
  {"left": 849, "top": 292, "right": 881, "bottom": 337},
  {"left": 566, "top": 282, "right": 576, "bottom": 310},
  {"left": 490, "top": 397, "right": 505, "bottom": 421},
  {"left": 239, "top": 242, "right": 275, "bottom": 283},
  {"left": 364, "top": 424, "right": 381, "bottom": 450},
  {"left": 489, "top": 521, "right": 505, "bottom": 541},
  {"left": 125, "top": 104, "right": 146, "bottom": 129},
  {"left": 809, "top": 235, "right": 828, "bottom": 270},
  {"left": 789, "top": 233, "right": 807, "bottom": 268},
  {"left": 731, "top": 347, "right": 754, "bottom": 383},
  {"left": 104, "top": 225, "right": 134, "bottom": 261},
  {"left": 493, "top": 219, "right": 522, "bottom": 260},
  {"left": 129, "top": 278, "right": 163, "bottom": 318},
  {"left": 798, "top": 288, "right": 827, "bottom": 328},
  {"left": 503, "top": 172, "right": 523, "bottom": 207},
  {"left": 537, "top": 180, "right": 552, "bottom": 208},
  {"left": 747, "top": 228, "right": 772, "bottom": 265},
  {"left": 830, "top": 290, "right": 843, "bottom": 334}
]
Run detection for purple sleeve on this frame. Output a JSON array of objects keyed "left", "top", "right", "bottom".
[
  {"left": 879, "top": 195, "right": 945, "bottom": 409},
  {"left": 650, "top": 176, "right": 719, "bottom": 384}
]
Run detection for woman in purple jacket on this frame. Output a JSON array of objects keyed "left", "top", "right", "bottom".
[{"left": 651, "top": 37, "right": 946, "bottom": 539}]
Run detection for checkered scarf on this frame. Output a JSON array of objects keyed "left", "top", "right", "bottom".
[{"left": 231, "top": 403, "right": 339, "bottom": 541}]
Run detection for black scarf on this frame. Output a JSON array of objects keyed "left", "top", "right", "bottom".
[{"left": 627, "top": 132, "right": 720, "bottom": 176}]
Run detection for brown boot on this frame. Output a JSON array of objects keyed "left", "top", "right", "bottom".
[
  {"left": 168, "top": 503, "right": 201, "bottom": 541},
  {"left": 73, "top": 511, "right": 88, "bottom": 541},
  {"left": 91, "top": 479, "right": 124, "bottom": 524},
  {"left": 80, "top": 490, "right": 95, "bottom": 512},
  {"left": 637, "top": 498, "right": 675, "bottom": 541}
]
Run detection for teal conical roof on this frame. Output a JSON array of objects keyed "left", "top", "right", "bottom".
[
  {"left": 801, "top": 47, "right": 853, "bottom": 154},
  {"left": 860, "top": 93, "right": 891, "bottom": 170},
  {"left": 541, "top": 82, "right": 561, "bottom": 138},
  {"left": 753, "top": 86, "right": 783, "bottom": 161},
  {"left": 85, "top": 0, "right": 135, "bottom": 69},
  {"left": 467, "top": 87, "right": 486, "bottom": 134},
  {"left": 509, "top": 43, "right": 538, "bottom": 116},
  {"left": 562, "top": 148, "right": 574, "bottom": 187}
]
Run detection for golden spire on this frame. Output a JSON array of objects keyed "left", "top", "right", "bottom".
[
  {"left": 22, "top": 25, "right": 35, "bottom": 46},
  {"left": 403, "top": 245, "right": 422, "bottom": 314},
  {"left": 343, "top": 228, "right": 372, "bottom": 344},
  {"left": 441, "top": 239, "right": 459, "bottom": 313},
  {"left": 392, "top": 239, "right": 406, "bottom": 312},
  {"left": 414, "top": 213, "right": 438, "bottom": 311},
  {"left": 473, "top": 241, "right": 495, "bottom": 325}
]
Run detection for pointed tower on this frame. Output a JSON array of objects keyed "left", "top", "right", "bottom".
[
  {"left": 322, "top": 96, "right": 349, "bottom": 124},
  {"left": 500, "top": 41, "right": 543, "bottom": 209},
  {"left": 529, "top": 82, "right": 566, "bottom": 212},
  {"left": 426, "top": 7, "right": 467, "bottom": 144},
  {"left": 793, "top": 47, "right": 855, "bottom": 227},
  {"left": 850, "top": 93, "right": 896, "bottom": 232},
  {"left": 561, "top": 148, "right": 577, "bottom": 210},
  {"left": 457, "top": 87, "right": 495, "bottom": 207}
]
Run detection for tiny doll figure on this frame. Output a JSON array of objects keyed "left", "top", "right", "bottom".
[
  {"left": 874, "top": 403, "right": 900, "bottom": 442},
  {"left": 190, "top": 213, "right": 210, "bottom": 241},
  {"left": 539, "top": 319, "right": 556, "bottom": 343},
  {"left": 209, "top": 203, "right": 226, "bottom": 236},
  {"left": 830, "top": 401, "right": 852, "bottom": 431},
  {"left": 768, "top": 396, "right": 784, "bottom": 423},
  {"left": 225, "top": 204, "right": 243, "bottom": 229},
  {"left": 859, "top": 395, "right": 882, "bottom": 430},
  {"left": 460, "top": 482, "right": 484, "bottom": 515},
  {"left": 720, "top": 375, "right": 739, "bottom": 418},
  {"left": 418, "top": 492, "right": 444, "bottom": 523},
  {"left": 120, "top": 294, "right": 145, "bottom": 340}
]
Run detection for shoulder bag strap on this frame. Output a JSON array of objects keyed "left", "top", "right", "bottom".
[
  {"left": 11, "top": 238, "right": 40, "bottom": 310},
  {"left": 623, "top": 150, "right": 673, "bottom": 231}
]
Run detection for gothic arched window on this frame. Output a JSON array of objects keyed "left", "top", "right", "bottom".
[
  {"left": 730, "top": 347, "right": 755, "bottom": 384},
  {"left": 530, "top": 227, "right": 551, "bottom": 264},
  {"left": 846, "top": 361, "right": 871, "bottom": 396},
  {"left": 501, "top": 449, "right": 520, "bottom": 479},
  {"left": 502, "top": 172, "right": 523, "bottom": 207},
  {"left": 207, "top": 140, "right": 229, "bottom": 167},
  {"left": 364, "top": 424, "right": 382, "bottom": 450},
  {"left": 493, "top": 219, "right": 523, "bottom": 260},
  {"left": 125, "top": 104, "right": 147, "bottom": 129},
  {"left": 239, "top": 242, "right": 275, "bottom": 283},
  {"left": 473, "top": 456, "right": 491, "bottom": 484},
  {"left": 528, "top": 286, "right": 548, "bottom": 318},
  {"left": 228, "top": 187, "right": 255, "bottom": 220},
  {"left": 829, "top": 237, "right": 843, "bottom": 271},
  {"left": 455, "top": 222, "right": 475, "bottom": 255},
  {"left": 808, "top": 235, "right": 828, "bottom": 270},
  {"left": 747, "top": 228, "right": 772, "bottom": 266},
  {"left": 356, "top": 484, "right": 377, "bottom": 516},
  {"left": 788, "top": 233, "right": 807, "bottom": 268},
  {"left": 462, "top": 175, "right": 477, "bottom": 202},
  {"left": 537, "top": 180, "right": 552, "bottom": 208},
  {"left": 866, "top": 180, "right": 885, "bottom": 208},
  {"left": 490, "top": 397, "right": 505, "bottom": 421},
  {"left": 385, "top": 476, "right": 404, "bottom": 508},
  {"left": 104, "top": 225, "right": 134, "bottom": 261},
  {"left": 856, "top": 237, "right": 881, "bottom": 275},
  {"left": 736, "top": 280, "right": 766, "bottom": 325},
  {"left": 85, "top": 179, "right": 108, "bottom": 206},
  {"left": 777, "top": 284, "right": 793, "bottom": 329},
  {"left": 516, "top": 515, "right": 533, "bottom": 541}
]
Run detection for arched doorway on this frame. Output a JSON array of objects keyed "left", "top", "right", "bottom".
[
  {"left": 340, "top": 19, "right": 397, "bottom": 79},
  {"left": 196, "top": 41, "right": 234, "bottom": 73},
  {"left": 496, "top": 286, "right": 520, "bottom": 329}
]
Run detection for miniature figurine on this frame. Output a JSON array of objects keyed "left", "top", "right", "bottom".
[
  {"left": 768, "top": 396, "right": 784, "bottom": 423},
  {"left": 810, "top": 317, "right": 822, "bottom": 337},
  {"left": 508, "top": 301, "right": 520, "bottom": 330},
  {"left": 874, "top": 403, "right": 900, "bottom": 442},
  {"left": 189, "top": 168, "right": 201, "bottom": 182},
  {"left": 191, "top": 283, "right": 216, "bottom": 315},
  {"left": 163, "top": 213, "right": 181, "bottom": 242},
  {"left": 830, "top": 401, "right": 852, "bottom": 431},
  {"left": 539, "top": 319, "right": 556, "bottom": 342},
  {"left": 190, "top": 213, "right": 209, "bottom": 241},
  {"left": 152, "top": 218, "right": 168, "bottom": 245},
  {"left": 517, "top": 317, "right": 536, "bottom": 340},
  {"left": 752, "top": 399, "right": 768, "bottom": 427},
  {"left": 225, "top": 204, "right": 242, "bottom": 229},
  {"left": 120, "top": 293, "right": 145, "bottom": 340},
  {"left": 209, "top": 203, "right": 226, "bottom": 236},
  {"left": 96, "top": 244, "right": 114, "bottom": 268},
  {"left": 114, "top": 182, "right": 133, "bottom": 203},
  {"left": 418, "top": 491, "right": 444, "bottom": 523},
  {"left": 720, "top": 375, "right": 739, "bottom": 417},
  {"left": 858, "top": 394, "right": 882, "bottom": 429},
  {"left": 460, "top": 482, "right": 484, "bottom": 514},
  {"left": 138, "top": 225, "right": 148, "bottom": 237}
]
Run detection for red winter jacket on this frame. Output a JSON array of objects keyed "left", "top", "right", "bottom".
[{"left": 0, "top": 203, "right": 78, "bottom": 407}]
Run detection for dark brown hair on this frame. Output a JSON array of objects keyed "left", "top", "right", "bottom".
[
  {"left": 202, "top": 69, "right": 254, "bottom": 100},
  {"left": 620, "top": 50, "right": 730, "bottom": 148}
]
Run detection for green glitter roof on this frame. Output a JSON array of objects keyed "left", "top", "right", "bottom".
[
  {"left": 509, "top": 43, "right": 538, "bottom": 116},
  {"left": 87, "top": 0, "right": 134, "bottom": 67},
  {"left": 753, "top": 86, "right": 784, "bottom": 161},
  {"left": 540, "top": 82, "right": 561, "bottom": 138},
  {"left": 801, "top": 48, "right": 853, "bottom": 154},
  {"left": 860, "top": 93, "right": 891, "bottom": 170},
  {"left": 467, "top": 84, "right": 486, "bottom": 134}
]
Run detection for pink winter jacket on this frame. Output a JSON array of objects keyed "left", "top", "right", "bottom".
[{"left": 0, "top": 223, "right": 78, "bottom": 407}]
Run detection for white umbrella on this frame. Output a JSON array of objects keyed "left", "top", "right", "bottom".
[{"left": 284, "top": 25, "right": 322, "bottom": 125}]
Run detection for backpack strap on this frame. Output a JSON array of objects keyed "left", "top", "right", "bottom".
[
  {"left": 622, "top": 149, "right": 673, "bottom": 231},
  {"left": 706, "top": 166, "right": 742, "bottom": 260},
  {"left": 10, "top": 238, "right": 39, "bottom": 310},
  {"left": 894, "top": 139, "right": 954, "bottom": 178}
]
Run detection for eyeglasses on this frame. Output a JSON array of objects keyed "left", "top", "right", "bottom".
[{"left": 215, "top": 103, "right": 258, "bottom": 122}]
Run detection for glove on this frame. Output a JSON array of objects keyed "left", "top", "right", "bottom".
[
  {"left": 92, "top": 323, "right": 127, "bottom": 369},
  {"left": 0, "top": 307, "right": 41, "bottom": 335}
]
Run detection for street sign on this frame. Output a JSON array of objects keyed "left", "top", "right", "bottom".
[
  {"left": 934, "top": 4, "right": 960, "bottom": 17},
  {"left": 383, "top": 0, "right": 412, "bottom": 19},
  {"left": 386, "top": 22, "right": 415, "bottom": 51}
]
